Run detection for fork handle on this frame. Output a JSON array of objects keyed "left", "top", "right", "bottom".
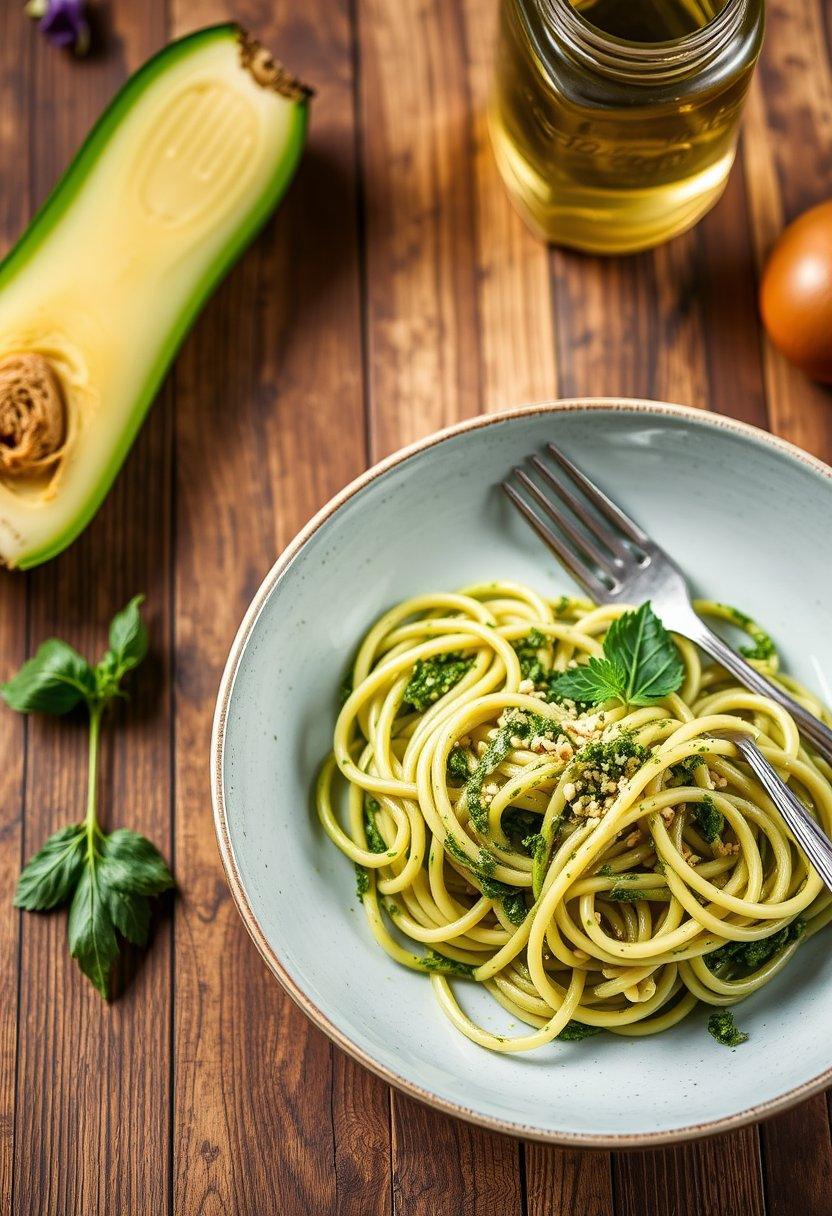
[
  {"left": 684, "top": 618, "right": 832, "bottom": 766},
  {"left": 730, "top": 736, "right": 832, "bottom": 893}
]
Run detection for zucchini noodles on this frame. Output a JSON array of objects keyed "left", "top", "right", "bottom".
[{"left": 316, "top": 584, "right": 832, "bottom": 1053}]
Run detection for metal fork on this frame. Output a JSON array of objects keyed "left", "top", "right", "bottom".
[
  {"left": 502, "top": 442, "right": 832, "bottom": 890},
  {"left": 503, "top": 442, "right": 832, "bottom": 764}
]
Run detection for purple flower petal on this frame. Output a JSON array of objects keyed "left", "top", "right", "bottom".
[{"left": 39, "top": 0, "right": 90, "bottom": 54}]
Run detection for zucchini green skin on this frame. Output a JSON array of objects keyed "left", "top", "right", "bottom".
[{"left": 0, "top": 24, "right": 308, "bottom": 569}]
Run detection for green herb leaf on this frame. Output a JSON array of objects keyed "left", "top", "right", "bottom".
[
  {"left": 107, "top": 886, "right": 151, "bottom": 947},
  {"left": 1, "top": 639, "right": 95, "bottom": 715},
  {"left": 14, "top": 824, "right": 86, "bottom": 910},
  {"left": 99, "top": 829, "right": 175, "bottom": 896},
  {"left": 107, "top": 594, "right": 148, "bottom": 676},
  {"left": 551, "top": 603, "right": 683, "bottom": 708},
  {"left": 68, "top": 863, "right": 119, "bottom": 1000},
  {"left": 707, "top": 1010, "right": 749, "bottom": 1047},
  {"left": 3, "top": 595, "right": 173, "bottom": 1001},
  {"left": 605, "top": 603, "right": 685, "bottom": 706},
  {"left": 550, "top": 655, "right": 626, "bottom": 705}
]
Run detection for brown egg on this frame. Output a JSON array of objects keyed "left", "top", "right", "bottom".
[{"left": 760, "top": 199, "right": 832, "bottom": 384}]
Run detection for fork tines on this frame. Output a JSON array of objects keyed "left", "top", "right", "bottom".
[{"left": 501, "top": 442, "right": 649, "bottom": 601}]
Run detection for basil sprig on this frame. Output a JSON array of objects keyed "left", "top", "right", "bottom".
[
  {"left": 551, "top": 602, "right": 684, "bottom": 708},
  {"left": 3, "top": 596, "right": 173, "bottom": 999}
]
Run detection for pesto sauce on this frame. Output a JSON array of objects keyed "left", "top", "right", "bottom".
[
  {"left": 707, "top": 1010, "right": 749, "bottom": 1047},
  {"left": 364, "top": 797, "right": 387, "bottom": 853},
  {"left": 403, "top": 653, "right": 474, "bottom": 712},
  {"left": 692, "top": 794, "right": 724, "bottom": 843},
  {"left": 419, "top": 950, "right": 476, "bottom": 979},
  {"left": 354, "top": 864, "right": 370, "bottom": 898},
  {"left": 557, "top": 1020, "right": 601, "bottom": 1042},
  {"left": 444, "top": 833, "right": 529, "bottom": 926},
  {"left": 705, "top": 920, "right": 804, "bottom": 976},
  {"left": 464, "top": 710, "right": 553, "bottom": 831}
]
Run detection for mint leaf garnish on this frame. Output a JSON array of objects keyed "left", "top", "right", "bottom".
[{"left": 551, "top": 602, "right": 684, "bottom": 708}]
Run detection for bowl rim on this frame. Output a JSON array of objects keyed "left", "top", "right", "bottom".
[{"left": 211, "top": 396, "right": 832, "bottom": 1148}]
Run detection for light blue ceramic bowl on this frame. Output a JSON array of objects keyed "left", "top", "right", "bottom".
[{"left": 212, "top": 399, "right": 832, "bottom": 1146}]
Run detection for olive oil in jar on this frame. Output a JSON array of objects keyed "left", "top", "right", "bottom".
[{"left": 490, "top": 0, "right": 765, "bottom": 253}]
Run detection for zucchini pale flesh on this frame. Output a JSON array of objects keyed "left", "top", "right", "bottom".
[{"left": 0, "top": 24, "right": 310, "bottom": 568}]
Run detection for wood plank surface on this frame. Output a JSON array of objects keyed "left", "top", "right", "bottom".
[
  {"left": 168, "top": 2, "right": 378, "bottom": 1214},
  {"left": 0, "top": 6, "right": 29, "bottom": 1210},
  {"left": 9, "top": 9, "right": 172, "bottom": 1215},
  {"left": 0, "top": 1, "right": 830, "bottom": 1213}
]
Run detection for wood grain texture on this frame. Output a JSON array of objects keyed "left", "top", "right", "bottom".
[
  {"left": 392, "top": 1094, "right": 522, "bottom": 1216},
  {"left": 615, "top": 1129, "right": 766, "bottom": 1216},
  {"left": 742, "top": 0, "right": 832, "bottom": 459},
  {"left": 525, "top": 1144, "right": 614, "bottom": 1216},
  {"left": 547, "top": 60, "right": 770, "bottom": 1216},
  {"left": 460, "top": 0, "right": 558, "bottom": 410},
  {"left": 760, "top": 1097, "right": 832, "bottom": 1216},
  {"left": 10, "top": 8, "right": 172, "bottom": 1216},
  {"left": 0, "top": 5, "right": 30, "bottom": 1210},
  {"left": 357, "top": 0, "right": 536, "bottom": 1201},
  {"left": 358, "top": 0, "right": 485, "bottom": 455},
  {"left": 739, "top": 4, "right": 832, "bottom": 1208},
  {"left": 0, "top": 1, "right": 830, "bottom": 1213},
  {"left": 168, "top": 2, "right": 380, "bottom": 1214}
]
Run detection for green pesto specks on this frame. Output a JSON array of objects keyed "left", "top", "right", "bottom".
[
  {"left": 403, "top": 653, "right": 474, "bottom": 712},
  {"left": 717, "top": 603, "right": 777, "bottom": 663},
  {"left": 512, "top": 628, "right": 548, "bottom": 685},
  {"left": 354, "top": 864, "right": 370, "bottom": 898},
  {"left": 693, "top": 794, "right": 724, "bottom": 843},
  {"left": 443, "top": 835, "right": 528, "bottom": 926},
  {"left": 419, "top": 951, "right": 476, "bottom": 979},
  {"left": 740, "top": 632, "right": 776, "bottom": 662},
  {"left": 669, "top": 754, "right": 707, "bottom": 785},
  {"left": 557, "top": 1020, "right": 601, "bottom": 1041},
  {"left": 609, "top": 884, "right": 669, "bottom": 902},
  {"left": 363, "top": 797, "right": 387, "bottom": 854},
  {"left": 705, "top": 920, "right": 804, "bottom": 976},
  {"left": 464, "top": 710, "right": 555, "bottom": 831},
  {"left": 707, "top": 1010, "right": 749, "bottom": 1047},
  {"left": 501, "top": 805, "right": 539, "bottom": 846},
  {"left": 522, "top": 832, "right": 547, "bottom": 864},
  {"left": 447, "top": 745, "right": 471, "bottom": 783}
]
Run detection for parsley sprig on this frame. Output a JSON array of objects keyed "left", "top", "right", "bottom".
[
  {"left": 2, "top": 596, "right": 173, "bottom": 999},
  {"left": 551, "top": 602, "right": 684, "bottom": 708}
]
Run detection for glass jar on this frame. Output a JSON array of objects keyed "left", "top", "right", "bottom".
[{"left": 489, "top": 0, "right": 765, "bottom": 254}]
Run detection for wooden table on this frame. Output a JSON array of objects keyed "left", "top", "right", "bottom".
[{"left": 1, "top": 1, "right": 831, "bottom": 1213}]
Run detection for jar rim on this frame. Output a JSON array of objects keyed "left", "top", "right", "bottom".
[{"left": 539, "top": 0, "right": 748, "bottom": 82}]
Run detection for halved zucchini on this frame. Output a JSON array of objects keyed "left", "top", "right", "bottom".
[{"left": 0, "top": 24, "right": 310, "bottom": 568}]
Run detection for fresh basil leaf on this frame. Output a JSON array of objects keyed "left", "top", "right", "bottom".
[
  {"left": 100, "top": 828, "right": 174, "bottom": 896},
  {"left": 1, "top": 639, "right": 95, "bottom": 715},
  {"left": 68, "top": 863, "right": 119, "bottom": 999},
  {"left": 107, "top": 594, "right": 148, "bottom": 676},
  {"left": 14, "top": 823, "right": 86, "bottom": 910},
  {"left": 550, "top": 655, "right": 626, "bottom": 705},
  {"left": 604, "top": 602, "right": 684, "bottom": 707},
  {"left": 106, "top": 886, "right": 151, "bottom": 948}
]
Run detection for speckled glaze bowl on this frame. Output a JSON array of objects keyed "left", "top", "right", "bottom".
[{"left": 212, "top": 399, "right": 832, "bottom": 1146}]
